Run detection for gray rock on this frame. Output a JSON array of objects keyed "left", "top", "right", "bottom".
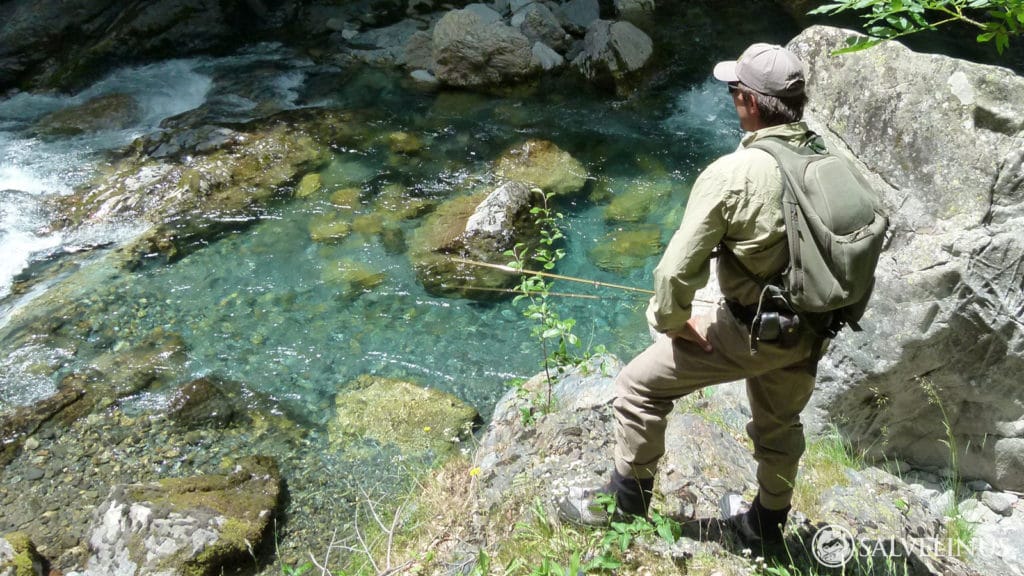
[
  {"left": 970, "top": 512, "right": 1024, "bottom": 576},
  {"left": 510, "top": 0, "right": 536, "bottom": 13},
  {"left": 463, "top": 3, "right": 503, "bottom": 23},
  {"left": 346, "top": 18, "right": 424, "bottom": 66},
  {"left": 432, "top": 8, "right": 538, "bottom": 87},
  {"left": 531, "top": 42, "right": 564, "bottom": 71},
  {"left": 573, "top": 20, "right": 652, "bottom": 93},
  {"left": 789, "top": 26, "right": 1024, "bottom": 492},
  {"left": 513, "top": 2, "right": 570, "bottom": 52},
  {"left": 981, "top": 490, "right": 1018, "bottom": 516},
  {"left": 555, "top": 0, "right": 600, "bottom": 34},
  {"left": 614, "top": 0, "right": 655, "bottom": 22},
  {"left": 409, "top": 69, "right": 439, "bottom": 84},
  {"left": 968, "top": 479, "right": 993, "bottom": 492},
  {"left": 403, "top": 30, "right": 435, "bottom": 71}
]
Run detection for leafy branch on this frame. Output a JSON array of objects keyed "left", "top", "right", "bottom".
[{"left": 810, "top": 0, "right": 1024, "bottom": 53}]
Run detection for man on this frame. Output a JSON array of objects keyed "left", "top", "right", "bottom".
[{"left": 560, "top": 43, "right": 820, "bottom": 546}]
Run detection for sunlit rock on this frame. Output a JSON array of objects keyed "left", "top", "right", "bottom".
[
  {"left": 573, "top": 19, "right": 652, "bottom": 94},
  {"left": 587, "top": 224, "right": 662, "bottom": 272},
  {"left": 328, "top": 376, "right": 479, "bottom": 459},
  {"left": 386, "top": 130, "right": 425, "bottom": 154},
  {"left": 329, "top": 187, "right": 363, "bottom": 210},
  {"left": 494, "top": 139, "right": 588, "bottom": 196}
]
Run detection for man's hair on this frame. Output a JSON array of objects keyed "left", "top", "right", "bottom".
[{"left": 737, "top": 83, "right": 806, "bottom": 125}]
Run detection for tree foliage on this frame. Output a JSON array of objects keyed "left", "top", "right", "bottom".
[{"left": 810, "top": 0, "right": 1024, "bottom": 53}]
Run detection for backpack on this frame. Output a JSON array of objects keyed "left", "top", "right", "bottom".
[{"left": 744, "top": 134, "right": 889, "bottom": 339}]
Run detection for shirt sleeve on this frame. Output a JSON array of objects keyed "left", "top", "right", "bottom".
[{"left": 645, "top": 158, "right": 732, "bottom": 333}]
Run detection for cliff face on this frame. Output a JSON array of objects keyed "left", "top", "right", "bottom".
[{"left": 790, "top": 25, "right": 1024, "bottom": 492}]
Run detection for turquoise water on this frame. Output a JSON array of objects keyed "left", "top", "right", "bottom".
[{"left": 0, "top": 48, "right": 744, "bottom": 422}]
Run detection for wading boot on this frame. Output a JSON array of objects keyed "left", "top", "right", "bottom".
[
  {"left": 722, "top": 493, "right": 790, "bottom": 546},
  {"left": 558, "top": 469, "right": 654, "bottom": 526}
]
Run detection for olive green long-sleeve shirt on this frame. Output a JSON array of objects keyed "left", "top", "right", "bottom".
[{"left": 646, "top": 122, "right": 813, "bottom": 334}]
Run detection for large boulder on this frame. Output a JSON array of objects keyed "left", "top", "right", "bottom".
[
  {"left": 33, "top": 94, "right": 142, "bottom": 137},
  {"left": 789, "top": 26, "right": 1024, "bottom": 491},
  {"left": 572, "top": 19, "right": 652, "bottom": 93},
  {"left": 83, "top": 456, "right": 281, "bottom": 576},
  {"left": 432, "top": 8, "right": 539, "bottom": 87},
  {"left": 409, "top": 180, "right": 541, "bottom": 299}
]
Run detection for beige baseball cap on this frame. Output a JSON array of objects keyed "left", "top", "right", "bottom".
[{"left": 713, "top": 43, "right": 805, "bottom": 97}]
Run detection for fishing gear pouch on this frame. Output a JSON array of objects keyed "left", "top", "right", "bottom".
[{"left": 751, "top": 310, "right": 802, "bottom": 348}]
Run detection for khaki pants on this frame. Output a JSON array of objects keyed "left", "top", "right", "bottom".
[{"left": 613, "top": 301, "right": 818, "bottom": 510}]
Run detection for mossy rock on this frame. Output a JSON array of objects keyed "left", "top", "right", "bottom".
[
  {"left": 409, "top": 183, "right": 539, "bottom": 299},
  {"left": 319, "top": 157, "right": 377, "bottom": 189},
  {"left": 494, "top": 139, "right": 588, "bottom": 196},
  {"left": 0, "top": 531, "right": 45, "bottom": 576},
  {"left": 328, "top": 376, "right": 479, "bottom": 459},
  {"left": 309, "top": 214, "right": 352, "bottom": 244},
  {"left": 329, "top": 187, "right": 363, "bottom": 210},
  {"left": 34, "top": 93, "right": 141, "bottom": 137},
  {"left": 604, "top": 178, "right": 674, "bottom": 223},
  {"left": 386, "top": 131, "right": 425, "bottom": 154},
  {"left": 295, "top": 172, "right": 322, "bottom": 199},
  {"left": 57, "top": 109, "right": 335, "bottom": 266},
  {"left": 588, "top": 224, "right": 664, "bottom": 272},
  {"left": 373, "top": 183, "right": 434, "bottom": 221}
]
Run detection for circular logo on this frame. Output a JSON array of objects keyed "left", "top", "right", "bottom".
[{"left": 812, "top": 524, "right": 856, "bottom": 568}]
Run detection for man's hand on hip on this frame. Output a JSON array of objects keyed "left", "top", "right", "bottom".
[{"left": 666, "top": 317, "right": 713, "bottom": 353}]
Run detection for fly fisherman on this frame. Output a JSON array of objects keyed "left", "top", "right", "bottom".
[{"left": 559, "top": 43, "right": 819, "bottom": 546}]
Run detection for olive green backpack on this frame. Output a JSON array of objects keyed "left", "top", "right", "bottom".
[{"left": 747, "top": 135, "right": 889, "bottom": 339}]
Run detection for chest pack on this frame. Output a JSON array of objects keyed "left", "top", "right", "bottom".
[{"left": 745, "top": 135, "right": 889, "bottom": 339}]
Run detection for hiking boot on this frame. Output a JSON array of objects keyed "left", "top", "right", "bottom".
[
  {"left": 558, "top": 470, "right": 654, "bottom": 526},
  {"left": 721, "top": 493, "right": 790, "bottom": 546}
]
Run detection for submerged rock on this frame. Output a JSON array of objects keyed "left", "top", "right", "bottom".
[
  {"left": 587, "top": 224, "right": 662, "bottom": 272},
  {"left": 603, "top": 177, "right": 674, "bottom": 223},
  {"left": 328, "top": 376, "right": 479, "bottom": 460},
  {"left": 83, "top": 456, "right": 281, "bottom": 576},
  {"left": 494, "top": 139, "right": 588, "bottom": 196},
  {"left": 167, "top": 376, "right": 245, "bottom": 430}
]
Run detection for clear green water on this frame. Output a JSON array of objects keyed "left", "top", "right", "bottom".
[{"left": 75, "top": 68, "right": 742, "bottom": 422}]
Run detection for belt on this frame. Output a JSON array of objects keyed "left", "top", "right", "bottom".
[{"left": 726, "top": 300, "right": 758, "bottom": 326}]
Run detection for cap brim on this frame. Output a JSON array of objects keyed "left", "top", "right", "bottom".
[{"left": 713, "top": 61, "right": 738, "bottom": 83}]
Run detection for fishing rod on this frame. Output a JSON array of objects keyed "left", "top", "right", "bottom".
[
  {"left": 450, "top": 257, "right": 654, "bottom": 295},
  {"left": 453, "top": 285, "right": 600, "bottom": 299},
  {"left": 450, "top": 257, "right": 717, "bottom": 305}
]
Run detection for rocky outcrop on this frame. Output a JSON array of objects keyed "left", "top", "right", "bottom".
[
  {"left": 33, "top": 94, "right": 141, "bottom": 137},
  {"left": 470, "top": 356, "right": 991, "bottom": 575},
  {"left": 82, "top": 455, "right": 281, "bottom": 576},
  {"left": 788, "top": 26, "right": 1024, "bottom": 491},
  {"left": 54, "top": 108, "right": 341, "bottom": 267}
]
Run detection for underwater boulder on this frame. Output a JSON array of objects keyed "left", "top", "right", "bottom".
[
  {"left": 603, "top": 177, "right": 674, "bottom": 223},
  {"left": 409, "top": 180, "right": 540, "bottom": 299},
  {"left": 494, "top": 139, "right": 588, "bottom": 196},
  {"left": 321, "top": 257, "right": 387, "bottom": 300},
  {"left": 587, "top": 224, "right": 663, "bottom": 272},
  {"left": 328, "top": 376, "right": 479, "bottom": 460}
]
